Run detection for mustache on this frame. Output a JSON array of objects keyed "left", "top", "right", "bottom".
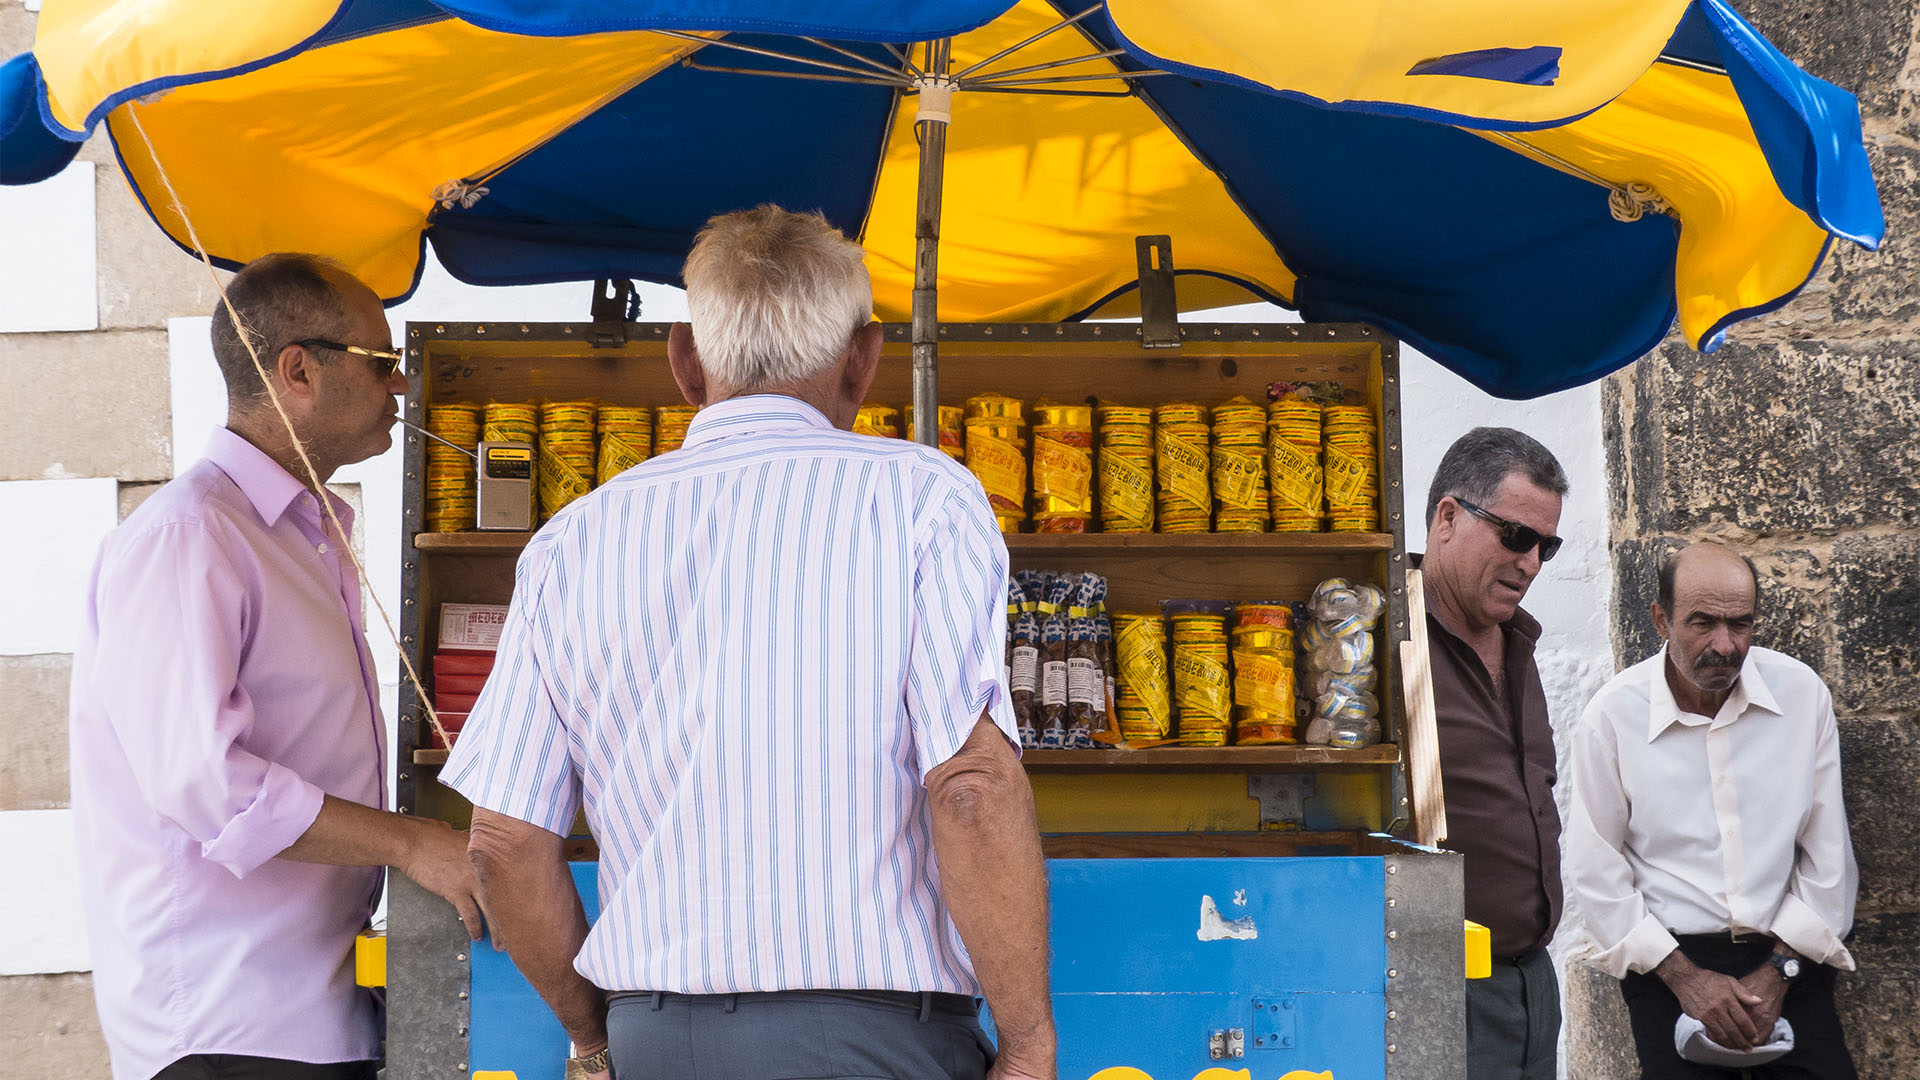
[{"left": 1693, "top": 651, "right": 1741, "bottom": 670}]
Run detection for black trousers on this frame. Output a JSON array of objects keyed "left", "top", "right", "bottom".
[
  {"left": 607, "top": 989, "right": 994, "bottom": 1080},
  {"left": 1619, "top": 934, "right": 1857, "bottom": 1080},
  {"left": 150, "top": 1055, "right": 376, "bottom": 1080},
  {"left": 1465, "top": 946, "right": 1561, "bottom": 1080}
]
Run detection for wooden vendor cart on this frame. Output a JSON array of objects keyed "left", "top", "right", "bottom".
[{"left": 379, "top": 317, "right": 1474, "bottom": 1080}]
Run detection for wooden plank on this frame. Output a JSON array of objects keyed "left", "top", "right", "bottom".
[
  {"left": 1042, "top": 831, "right": 1395, "bottom": 859},
  {"left": 415, "top": 530, "right": 1392, "bottom": 555},
  {"left": 417, "top": 746, "right": 1398, "bottom": 771},
  {"left": 1399, "top": 568, "right": 1448, "bottom": 846},
  {"left": 1023, "top": 746, "right": 1399, "bottom": 772}
]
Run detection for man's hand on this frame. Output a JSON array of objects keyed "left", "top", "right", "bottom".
[
  {"left": 986, "top": 1043, "right": 1057, "bottom": 1080},
  {"left": 563, "top": 1044, "right": 613, "bottom": 1080},
  {"left": 1738, "top": 961, "right": 1789, "bottom": 1036},
  {"left": 1656, "top": 949, "right": 1763, "bottom": 1050},
  {"left": 398, "top": 817, "right": 488, "bottom": 942}
]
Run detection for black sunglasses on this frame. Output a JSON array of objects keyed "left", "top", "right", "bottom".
[
  {"left": 1455, "top": 498, "right": 1562, "bottom": 562},
  {"left": 295, "top": 338, "right": 404, "bottom": 377}
]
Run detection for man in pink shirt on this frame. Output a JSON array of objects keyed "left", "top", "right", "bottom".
[{"left": 68, "top": 254, "right": 484, "bottom": 1080}]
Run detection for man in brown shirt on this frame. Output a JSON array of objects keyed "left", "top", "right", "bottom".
[{"left": 1419, "top": 427, "right": 1568, "bottom": 1080}]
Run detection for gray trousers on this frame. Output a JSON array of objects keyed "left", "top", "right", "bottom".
[
  {"left": 1466, "top": 948, "right": 1561, "bottom": 1080},
  {"left": 607, "top": 990, "right": 994, "bottom": 1080}
]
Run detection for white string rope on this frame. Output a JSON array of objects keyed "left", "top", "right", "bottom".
[{"left": 126, "top": 103, "right": 452, "bottom": 761}]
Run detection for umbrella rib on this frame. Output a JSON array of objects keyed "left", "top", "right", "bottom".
[
  {"left": 959, "top": 49, "right": 1129, "bottom": 85},
  {"left": 968, "top": 69, "right": 1171, "bottom": 89},
  {"left": 950, "top": 4, "right": 1102, "bottom": 80},
  {"left": 799, "top": 36, "right": 920, "bottom": 79},
  {"left": 881, "top": 42, "right": 926, "bottom": 79},
  {"left": 678, "top": 60, "right": 913, "bottom": 88},
  {"left": 650, "top": 29, "right": 914, "bottom": 85}
]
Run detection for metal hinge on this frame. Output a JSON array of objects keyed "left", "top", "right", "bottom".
[
  {"left": 589, "top": 279, "right": 637, "bottom": 348},
  {"left": 1135, "top": 235, "right": 1180, "bottom": 349},
  {"left": 1208, "top": 1028, "right": 1246, "bottom": 1060},
  {"left": 1248, "top": 774, "right": 1315, "bottom": 828}
]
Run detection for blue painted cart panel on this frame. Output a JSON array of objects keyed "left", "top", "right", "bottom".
[{"left": 468, "top": 857, "right": 1390, "bottom": 1080}]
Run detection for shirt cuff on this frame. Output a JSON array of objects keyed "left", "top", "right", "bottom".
[
  {"left": 198, "top": 762, "right": 326, "bottom": 879},
  {"left": 1771, "top": 894, "right": 1856, "bottom": 971},
  {"left": 1589, "top": 913, "right": 1680, "bottom": 978}
]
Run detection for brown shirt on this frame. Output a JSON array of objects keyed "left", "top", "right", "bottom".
[{"left": 1425, "top": 601, "right": 1563, "bottom": 958}]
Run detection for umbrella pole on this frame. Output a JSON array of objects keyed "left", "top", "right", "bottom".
[{"left": 910, "top": 43, "right": 954, "bottom": 449}]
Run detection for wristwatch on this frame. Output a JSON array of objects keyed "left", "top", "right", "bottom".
[
  {"left": 1767, "top": 952, "right": 1802, "bottom": 981},
  {"left": 566, "top": 1046, "right": 612, "bottom": 1078}
]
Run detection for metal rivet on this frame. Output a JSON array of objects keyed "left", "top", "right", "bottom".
[
  {"left": 1252, "top": 329, "right": 1261, "bottom": 337},
  {"left": 1387, "top": 864, "right": 1398, "bottom": 875},
  {"left": 477, "top": 325, "right": 487, "bottom": 334},
  {"left": 521, "top": 325, "right": 530, "bottom": 333},
  {"left": 398, "top": 806, "right": 410, "bottom": 814},
  {"left": 404, "top": 598, "right": 414, "bottom": 606},
  {"left": 403, "top": 635, "right": 415, "bottom": 643},
  {"left": 1388, "top": 969, "right": 1398, "bottom": 978},
  {"left": 984, "top": 327, "right": 994, "bottom": 335},
  {"left": 457, "top": 990, "right": 469, "bottom": 1000},
  {"left": 1387, "top": 898, "right": 1397, "bottom": 907},
  {"left": 1021, "top": 327, "right": 1030, "bottom": 335},
  {"left": 399, "top": 771, "right": 410, "bottom": 781},
  {"left": 457, "top": 1026, "right": 468, "bottom": 1036},
  {"left": 435, "top": 325, "right": 445, "bottom": 333},
  {"left": 564, "top": 326, "right": 574, "bottom": 334},
  {"left": 1388, "top": 1010, "right": 1398, "bottom": 1020},
  {"left": 1388, "top": 1044, "right": 1397, "bottom": 1054},
  {"left": 1212, "top": 328, "right": 1222, "bottom": 336},
  {"left": 1387, "top": 930, "right": 1399, "bottom": 940},
  {"left": 456, "top": 953, "right": 468, "bottom": 962}
]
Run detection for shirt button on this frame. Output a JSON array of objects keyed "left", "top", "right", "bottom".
[{"left": 318, "top": 542, "right": 329, "bottom": 554}]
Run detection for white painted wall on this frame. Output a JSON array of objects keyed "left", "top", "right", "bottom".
[{"left": 0, "top": 161, "right": 96, "bottom": 332}]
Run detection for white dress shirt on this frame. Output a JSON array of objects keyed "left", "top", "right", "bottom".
[
  {"left": 1565, "top": 645, "right": 1856, "bottom": 978},
  {"left": 443, "top": 395, "right": 1016, "bottom": 995}
]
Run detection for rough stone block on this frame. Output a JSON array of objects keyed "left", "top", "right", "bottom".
[
  {"left": 1832, "top": 534, "right": 1920, "bottom": 713},
  {"left": 1836, "top": 716, "right": 1920, "bottom": 914},
  {"left": 1609, "top": 535, "right": 1687, "bottom": 668},
  {"left": 116, "top": 482, "right": 163, "bottom": 521},
  {"left": 0, "top": 655, "right": 71, "bottom": 812},
  {"left": 1562, "top": 961, "right": 1638, "bottom": 1080},
  {"left": 1822, "top": 142, "right": 1920, "bottom": 332},
  {"left": 78, "top": 136, "right": 231, "bottom": 332},
  {"left": 1734, "top": 1, "right": 1914, "bottom": 122},
  {"left": 0, "top": 8, "right": 31, "bottom": 58},
  {"left": 0, "top": 973, "right": 110, "bottom": 1080},
  {"left": 1751, "top": 546, "right": 1836, "bottom": 685},
  {"left": 0, "top": 331, "right": 171, "bottom": 482},
  {"left": 1834, "top": 912, "right": 1920, "bottom": 1079},
  {"left": 1627, "top": 341, "right": 1920, "bottom": 533}
]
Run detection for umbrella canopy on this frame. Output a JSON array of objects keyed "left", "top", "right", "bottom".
[{"left": 0, "top": 0, "right": 1883, "bottom": 397}]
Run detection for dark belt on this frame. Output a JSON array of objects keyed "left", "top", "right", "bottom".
[
  {"left": 1489, "top": 946, "right": 1547, "bottom": 967},
  {"left": 610, "top": 988, "right": 978, "bottom": 1022}
]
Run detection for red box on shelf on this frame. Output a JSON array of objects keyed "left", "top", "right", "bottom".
[
  {"left": 434, "top": 672, "right": 491, "bottom": 697},
  {"left": 435, "top": 692, "right": 481, "bottom": 713},
  {"left": 426, "top": 712, "right": 467, "bottom": 750},
  {"left": 433, "top": 652, "right": 496, "bottom": 677}
]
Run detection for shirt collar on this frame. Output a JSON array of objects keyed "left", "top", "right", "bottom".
[
  {"left": 682, "top": 395, "right": 835, "bottom": 448},
  {"left": 1645, "top": 644, "right": 1780, "bottom": 741},
  {"left": 203, "top": 427, "right": 346, "bottom": 530}
]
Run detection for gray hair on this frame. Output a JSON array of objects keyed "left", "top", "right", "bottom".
[
  {"left": 1425, "top": 427, "right": 1569, "bottom": 525},
  {"left": 210, "top": 253, "right": 353, "bottom": 409},
  {"left": 681, "top": 205, "right": 873, "bottom": 391}
]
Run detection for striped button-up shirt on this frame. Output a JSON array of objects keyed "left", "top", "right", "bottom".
[{"left": 444, "top": 395, "right": 1015, "bottom": 994}]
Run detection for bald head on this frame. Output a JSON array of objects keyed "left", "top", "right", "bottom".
[{"left": 1657, "top": 542, "right": 1761, "bottom": 616}]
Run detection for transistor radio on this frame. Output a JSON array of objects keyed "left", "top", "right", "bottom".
[{"left": 475, "top": 441, "right": 535, "bottom": 531}]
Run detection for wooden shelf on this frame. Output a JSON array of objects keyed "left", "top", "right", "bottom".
[
  {"left": 414, "top": 530, "right": 1393, "bottom": 554},
  {"left": 413, "top": 744, "right": 1399, "bottom": 771},
  {"left": 1021, "top": 745, "right": 1399, "bottom": 772}
]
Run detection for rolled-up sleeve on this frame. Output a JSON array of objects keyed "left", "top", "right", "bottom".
[
  {"left": 442, "top": 541, "right": 582, "bottom": 836},
  {"left": 88, "top": 522, "right": 324, "bottom": 878},
  {"left": 1565, "top": 698, "right": 1676, "bottom": 978},
  {"left": 1773, "top": 687, "right": 1857, "bottom": 970},
  {"left": 903, "top": 482, "right": 1017, "bottom": 780}
]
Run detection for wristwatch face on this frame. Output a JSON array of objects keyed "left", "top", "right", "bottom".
[{"left": 1771, "top": 954, "right": 1801, "bottom": 979}]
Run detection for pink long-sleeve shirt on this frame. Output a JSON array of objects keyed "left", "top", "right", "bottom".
[{"left": 69, "top": 428, "right": 386, "bottom": 1080}]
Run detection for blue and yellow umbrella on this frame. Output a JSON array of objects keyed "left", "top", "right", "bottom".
[{"left": 0, "top": 0, "right": 1884, "bottom": 397}]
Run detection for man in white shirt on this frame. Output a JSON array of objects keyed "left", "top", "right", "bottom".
[
  {"left": 443, "top": 206, "right": 1054, "bottom": 1080},
  {"left": 1566, "top": 541, "right": 1858, "bottom": 1079}
]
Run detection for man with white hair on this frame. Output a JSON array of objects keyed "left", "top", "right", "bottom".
[{"left": 443, "top": 205, "right": 1056, "bottom": 1080}]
